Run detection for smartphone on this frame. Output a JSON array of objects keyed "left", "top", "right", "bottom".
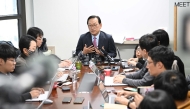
[
  {"left": 57, "top": 81, "right": 68, "bottom": 87},
  {"left": 62, "top": 87, "right": 70, "bottom": 91},
  {"left": 62, "top": 97, "right": 72, "bottom": 103},
  {"left": 124, "top": 87, "right": 137, "bottom": 92},
  {"left": 73, "top": 97, "right": 85, "bottom": 104}
]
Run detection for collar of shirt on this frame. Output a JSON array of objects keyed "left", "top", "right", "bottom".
[
  {"left": 91, "top": 32, "right": 100, "bottom": 47},
  {"left": 0, "top": 72, "right": 14, "bottom": 80}
]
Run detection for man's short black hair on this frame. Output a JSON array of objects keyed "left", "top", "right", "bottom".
[
  {"left": 139, "top": 34, "right": 158, "bottom": 52},
  {"left": 87, "top": 15, "right": 101, "bottom": 25},
  {"left": 148, "top": 45, "right": 174, "bottom": 70},
  {"left": 139, "top": 89, "right": 177, "bottom": 109},
  {"left": 19, "top": 35, "right": 37, "bottom": 53},
  {"left": 27, "top": 27, "right": 44, "bottom": 39},
  {"left": 152, "top": 29, "right": 169, "bottom": 47},
  {"left": 154, "top": 70, "right": 188, "bottom": 101},
  {"left": 0, "top": 43, "right": 17, "bottom": 62}
]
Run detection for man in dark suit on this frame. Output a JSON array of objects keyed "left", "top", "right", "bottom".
[{"left": 75, "top": 15, "right": 117, "bottom": 61}]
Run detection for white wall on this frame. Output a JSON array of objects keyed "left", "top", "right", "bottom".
[
  {"left": 25, "top": 0, "right": 34, "bottom": 28},
  {"left": 25, "top": 0, "right": 190, "bottom": 74}
]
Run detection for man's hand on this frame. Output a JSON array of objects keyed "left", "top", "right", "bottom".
[
  {"left": 134, "top": 93, "right": 143, "bottom": 107},
  {"left": 113, "top": 75, "right": 125, "bottom": 83},
  {"left": 30, "top": 90, "right": 41, "bottom": 98},
  {"left": 31, "top": 87, "right": 45, "bottom": 94},
  {"left": 117, "top": 91, "right": 137, "bottom": 97},
  {"left": 64, "top": 60, "right": 72, "bottom": 64},
  {"left": 127, "top": 61, "right": 137, "bottom": 66},
  {"left": 58, "top": 61, "right": 71, "bottom": 68},
  {"left": 83, "top": 44, "right": 95, "bottom": 55},
  {"left": 94, "top": 47, "right": 104, "bottom": 56},
  {"left": 130, "top": 102, "right": 137, "bottom": 109},
  {"left": 115, "top": 96, "right": 129, "bottom": 105},
  {"left": 56, "top": 71, "right": 64, "bottom": 78},
  {"left": 128, "top": 58, "right": 138, "bottom": 62}
]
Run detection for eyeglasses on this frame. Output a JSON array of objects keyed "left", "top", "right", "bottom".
[{"left": 88, "top": 24, "right": 98, "bottom": 28}]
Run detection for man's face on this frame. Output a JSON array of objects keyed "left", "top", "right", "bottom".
[
  {"left": 23, "top": 40, "right": 37, "bottom": 56},
  {"left": 36, "top": 36, "right": 43, "bottom": 47},
  {"left": 0, "top": 58, "right": 16, "bottom": 73},
  {"left": 146, "top": 56, "right": 159, "bottom": 76},
  {"left": 136, "top": 46, "right": 142, "bottom": 59},
  {"left": 29, "top": 40, "right": 37, "bottom": 51},
  {"left": 87, "top": 18, "right": 102, "bottom": 36}
]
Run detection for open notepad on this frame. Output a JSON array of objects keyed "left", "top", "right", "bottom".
[{"left": 26, "top": 91, "right": 49, "bottom": 101}]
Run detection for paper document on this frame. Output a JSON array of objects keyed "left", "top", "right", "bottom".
[{"left": 26, "top": 91, "right": 49, "bottom": 102}]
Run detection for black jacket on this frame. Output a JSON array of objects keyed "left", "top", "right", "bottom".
[{"left": 75, "top": 31, "right": 117, "bottom": 60}]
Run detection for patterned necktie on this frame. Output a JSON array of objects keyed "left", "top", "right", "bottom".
[{"left": 93, "top": 37, "right": 97, "bottom": 48}]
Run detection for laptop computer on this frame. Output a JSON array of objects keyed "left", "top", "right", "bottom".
[
  {"left": 98, "top": 81, "right": 116, "bottom": 104},
  {"left": 83, "top": 101, "right": 93, "bottom": 109},
  {"left": 89, "top": 61, "right": 100, "bottom": 76},
  {"left": 89, "top": 61, "right": 126, "bottom": 86}
]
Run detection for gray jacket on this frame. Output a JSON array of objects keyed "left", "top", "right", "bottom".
[{"left": 122, "top": 61, "right": 155, "bottom": 87}]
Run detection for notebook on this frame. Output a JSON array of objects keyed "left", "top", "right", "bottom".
[
  {"left": 104, "top": 76, "right": 127, "bottom": 86},
  {"left": 26, "top": 73, "right": 56, "bottom": 102}
]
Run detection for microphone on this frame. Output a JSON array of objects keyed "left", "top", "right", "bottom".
[{"left": 99, "top": 49, "right": 114, "bottom": 61}]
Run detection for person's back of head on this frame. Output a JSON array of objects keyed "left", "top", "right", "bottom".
[
  {"left": 27, "top": 27, "right": 43, "bottom": 39},
  {"left": 154, "top": 70, "right": 188, "bottom": 101},
  {"left": 139, "top": 89, "right": 177, "bottom": 109},
  {"left": 139, "top": 34, "right": 158, "bottom": 52},
  {"left": 19, "top": 35, "right": 37, "bottom": 54},
  {"left": 0, "top": 43, "right": 17, "bottom": 62},
  {"left": 148, "top": 45, "right": 174, "bottom": 70},
  {"left": 152, "top": 29, "right": 169, "bottom": 47}
]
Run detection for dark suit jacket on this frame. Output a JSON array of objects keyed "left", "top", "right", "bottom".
[{"left": 75, "top": 31, "right": 117, "bottom": 60}]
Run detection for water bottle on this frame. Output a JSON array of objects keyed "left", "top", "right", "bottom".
[{"left": 72, "top": 71, "right": 77, "bottom": 83}]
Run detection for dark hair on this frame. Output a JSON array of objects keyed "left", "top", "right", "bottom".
[
  {"left": 133, "top": 45, "right": 139, "bottom": 58},
  {"left": 139, "top": 34, "right": 158, "bottom": 52},
  {"left": 154, "top": 70, "right": 188, "bottom": 101},
  {"left": 27, "top": 27, "right": 44, "bottom": 39},
  {"left": 152, "top": 29, "right": 169, "bottom": 47},
  {"left": 0, "top": 43, "right": 17, "bottom": 62},
  {"left": 87, "top": 15, "right": 101, "bottom": 25},
  {"left": 19, "top": 35, "right": 37, "bottom": 53},
  {"left": 139, "top": 89, "right": 176, "bottom": 109},
  {"left": 148, "top": 45, "right": 174, "bottom": 69}
]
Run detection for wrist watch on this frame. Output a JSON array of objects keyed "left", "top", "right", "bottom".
[{"left": 127, "top": 99, "right": 132, "bottom": 109}]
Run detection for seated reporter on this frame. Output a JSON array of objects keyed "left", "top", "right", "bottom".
[
  {"left": 115, "top": 70, "right": 187, "bottom": 109},
  {"left": 127, "top": 45, "right": 144, "bottom": 70},
  {"left": 27, "top": 27, "right": 71, "bottom": 68},
  {"left": 115, "top": 90, "right": 176, "bottom": 109},
  {"left": 154, "top": 70, "right": 190, "bottom": 109},
  {"left": 12, "top": 35, "right": 68, "bottom": 76},
  {"left": 0, "top": 43, "right": 42, "bottom": 104}
]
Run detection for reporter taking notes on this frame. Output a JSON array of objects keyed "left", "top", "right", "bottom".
[{"left": 75, "top": 15, "right": 117, "bottom": 62}]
